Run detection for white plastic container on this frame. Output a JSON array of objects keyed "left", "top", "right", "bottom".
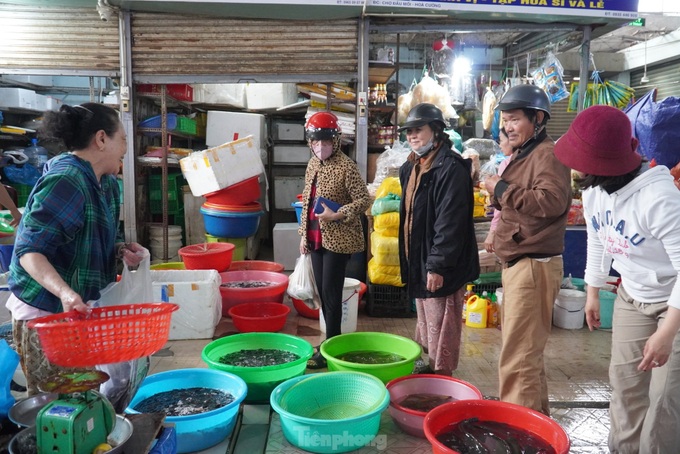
[
  {"left": 151, "top": 269, "right": 222, "bottom": 340},
  {"left": 205, "top": 110, "right": 265, "bottom": 149},
  {"left": 553, "top": 289, "right": 586, "bottom": 329},
  {"left": 245, "top": 83, "right": 298, "bottom": 110},
  {"left": 180, "top": 136, "right": 265, "bottom": 197},
  {"left": 319, "top": 278, "right": 360, "bottom": 334}
]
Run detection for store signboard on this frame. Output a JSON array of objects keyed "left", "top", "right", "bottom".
[{"left": 132, "top": 0, "right": 639, "bottom": 20}]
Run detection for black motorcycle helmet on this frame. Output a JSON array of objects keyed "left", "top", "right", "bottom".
[
  {"left": 496, "top": 85, "right": 551, "bottom": 120},
  {"left": 398, "top": 103, "right": 448, "bottom": 131}
]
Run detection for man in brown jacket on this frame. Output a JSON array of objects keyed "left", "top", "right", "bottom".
[{"left": 483, "top": 85, "right": 572, "bottom": 415}]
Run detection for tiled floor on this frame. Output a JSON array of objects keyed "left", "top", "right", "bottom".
[{"left": 150, "top": 297, "right": 614, "bottom": 453}]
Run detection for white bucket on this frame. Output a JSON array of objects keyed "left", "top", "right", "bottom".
[
  {"left": 319, "top": 277, "right": 360, "bottom": 334},
  {"left": 553, "top": 289, "right": 586, "bottom": 329},
  {"left": 149, "top": 224, "right": 182, "bottom": 237},
  {"left": 496, "top": 287, "right": 503, "bottom": 307}
]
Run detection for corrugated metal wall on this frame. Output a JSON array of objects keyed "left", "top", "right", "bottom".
[
  {"left": 631, "top": 59, "right": 680, "bottom": 101},
  {"left": 0, "top": 5, "right": 120, "bottom": 75},
  {"left": 546, "top": 98, "right": 576, "bottom": 140},
  {"left": 130, "top": 13, "right": 358, "bottom": 81}
]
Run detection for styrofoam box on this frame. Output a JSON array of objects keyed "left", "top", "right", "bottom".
[
  {"left": 0, "top": 87, "right": 36, "bottom": 110},
  {"left": 245, "top": 83, "right": 298, "bottom": 110},
  {"left": 193, "top": 84, "right": 246, "bottom": 109},
  {"left": 0, "top": 75, "right": 53, "bottom": 87},
  {"left": 180, "top": 136, "right": 265, "bottom": 197},
  {"left": 274, "top": 122, "right": 305, "bottom": 141},
  {"left": 273, "top": 222, "right": 301, "bottom": 270},
  {"left": 206, "top": 110, "right": 265, "bottom": 149},
  {"left": 151, "top": 269, "right": 222, "bottom": 340},
  {"left": 273, "top": 145, "right": 309, "bottom": 164},
  {"left": 273, "top": 175, "right": 305, "bottom": 210}
]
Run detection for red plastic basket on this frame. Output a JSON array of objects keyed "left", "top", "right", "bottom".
[{"left": 27, "top": 303, "right": 179, "bottom": 367}]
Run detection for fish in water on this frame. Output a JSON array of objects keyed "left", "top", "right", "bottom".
[
  {"left": 436, "top": 417, "right": 556, "bottom": 454},
  {"left": 338, "top": 350, "right": 405, "bottom": 364},
  {"left": 133, "top": 387, "right": 234, "bottom": 417},
  {"left": 219, "top": 348, "right": 300, "bottom": 367},
  {"left": 221, "top": 280, "right": 274, "bottom": 288},
  {"left": 398, "top": 393, "right": 456, "bottom": 412}
]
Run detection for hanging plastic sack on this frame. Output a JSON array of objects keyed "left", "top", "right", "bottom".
[
  {"left": 371, "top": 194, "right": 401, "bottom": 216},
  {"left": 624, "top": 89, "right": 680, "bottom": 169},
  {"left": 91, "top": 248, "right": 153, "bottom": 413},
  {"left": 0, "top": 339, "right": 19, "bottom": 418},
  {"left": 531, "top": 51, "right": 569, "bottom": 104},
  {"left": 287, "top": 253, "right": 318, "bottom": 301}
]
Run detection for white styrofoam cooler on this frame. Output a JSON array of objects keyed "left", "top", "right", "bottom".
[
  {"left": 206, "top": 110, "right": 265, "bottom": 149},
  {"left": 180, "top": 136, "right": 265, "bottom": 197},
  {"left": 0, "top": 87, "right": 36, "bottom": 111},
  {"left": 245, "top": 83, "right": 298, "bottom": 110},
  {"left": 273, "top": 145, "right": 309, "bottom": 164},
  {"left": 273, "top": 222, "right": 301, "bottom": 270},
  {"left": 274, "top": 122, "right": 305, "bottom": 141},
  {"left": 193, "top": 84, "right": 246, "bottom": 108},
  {"left": 553, "top": 289, "right": 586, "bottom": 330},
  {"left": 151, "top": 269, "right": 222, "bottom": 340}
]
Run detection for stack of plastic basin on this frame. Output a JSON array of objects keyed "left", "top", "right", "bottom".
[{"left": 200, "top": 175, "right": 263, "bottom": 244}]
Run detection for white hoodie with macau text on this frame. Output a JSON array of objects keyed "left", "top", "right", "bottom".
[{"left": 583, "top": 165, "right": 680, "bottom": 310}]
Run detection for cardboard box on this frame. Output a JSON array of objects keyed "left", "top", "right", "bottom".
[
  {"left": 274, "top": 122, "right": 305, "bottom": 141},
  {"left": 245, "top": 83, "right": 298, "bottom": 110},
  {"left": 206, "top": 110, "right": 266, "bottom": 149},
  {"left": 151, "top": 269, "right": 221, "bottom": 340},
  {"left": 273, "top": 223, "right": 301, "bottom": 270},
  {"left": 180, "top": 136, "right": 265, "bottom": 196},
  {"left": 273, "top": 145, "right": 310, "bottom": 164}
]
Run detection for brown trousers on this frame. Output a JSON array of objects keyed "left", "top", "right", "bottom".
[{"left": 498, "top": 256, "right": 562, "bottom": 415}]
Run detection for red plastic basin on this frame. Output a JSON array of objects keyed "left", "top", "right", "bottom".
[
  {"left": 204, "top": 176, "right": 260, "bottom": 206},
  {"left": 228, "top": 302, "right": 291, "bottom": 333},
  {"left": 178, "top": 243, "right": 235, "bottom": 272},
  {"left": 424, "top": 400, "right": 570, "bottom": 454},
  {"left": 291, "top": 297, "right": 319, "bottom": 319},
  {"left": 219, "top": 270, "right": 289, "bottom": 315},
  {"left": 228, "top": 260, "right": 285, "bottom": 273}
]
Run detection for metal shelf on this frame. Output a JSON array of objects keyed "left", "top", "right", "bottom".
[{"left": 368, "top": 61, "right": 396, "bottom": 86}]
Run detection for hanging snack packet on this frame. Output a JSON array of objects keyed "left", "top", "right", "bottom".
[{"left": 531, "top": 51, "right": 569, "bottom": 104}]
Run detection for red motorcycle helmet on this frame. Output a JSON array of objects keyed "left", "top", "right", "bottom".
[{"left": 305, "top": 111, "right": 341, "bottom": 141}]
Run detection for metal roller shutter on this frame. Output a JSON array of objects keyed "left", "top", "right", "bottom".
[
  {"left": 631, "top": 59, "right": 680, "bottom": 101},
  {"left": 0, "top": 5, "right": 120, "bottom": 76},
  {"left": 130, "top": 13, "right": 358, "bottom": 83}
]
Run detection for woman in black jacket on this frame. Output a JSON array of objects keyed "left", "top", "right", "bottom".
[{"left": 398, "top": 103, "right": 480, "bottom": 376}]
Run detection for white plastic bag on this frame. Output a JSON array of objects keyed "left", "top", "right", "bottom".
[
  {"left": 287, "top": 254, "right": 317, "bottom": 301},
  {"left": 92, "top": 249, "right": 153, "bottom": 413}
]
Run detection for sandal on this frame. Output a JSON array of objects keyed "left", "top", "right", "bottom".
[{"left": 306, "top": 351, "right": 327, "bottom": 369}]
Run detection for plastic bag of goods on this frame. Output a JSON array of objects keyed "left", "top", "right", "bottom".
[
  {"left": 375, "top": 176, "right": 401, "bottom": 199},
  {"left": 371, "top": 194, "right": 401, "bottom": 216},
  {"left": 531, "top": 51, "right": 569, "bottom": 104},
  {"left": 368, "top": 258, "right": 404, "bottom": 287},
  {"left": 372, "top": 212, "right": 400, "bottom": 237},
  {"left": 371, "top": 231, "right": 400, "bottom": 265}
]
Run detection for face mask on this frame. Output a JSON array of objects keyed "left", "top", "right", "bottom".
[
  {"left": 312, "top": 142, "right": 333, "bottom": 161},
  {"left": 412, "top": 138, "right": 434, "bottom": 157}
]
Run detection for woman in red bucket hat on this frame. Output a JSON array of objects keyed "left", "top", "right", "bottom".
[{"left": 554, "top": 104, "right": 680, "bottom": 453}]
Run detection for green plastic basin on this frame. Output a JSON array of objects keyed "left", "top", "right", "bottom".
[{"left": 202, "top": 332, "right": 313, "bottom": 403}]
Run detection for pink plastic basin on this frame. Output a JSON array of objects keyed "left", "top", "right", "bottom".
[
  {"left": 386, "top": 374, "right": 483, "bottom": 438},
  {"left": 219, "top": 270, "right": 289, "bottom": 315}
]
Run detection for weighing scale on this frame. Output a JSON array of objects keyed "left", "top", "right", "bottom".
[{"left": 35, "top": 370, "right": 116, "bottom": 454}]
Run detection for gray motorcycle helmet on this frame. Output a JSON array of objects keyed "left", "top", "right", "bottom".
[
  {"left": 496, "top": 85, "right": 551, "bottom": 120},
  {"left": 398, "top": 103, "right": 448, "bottom": 131}
]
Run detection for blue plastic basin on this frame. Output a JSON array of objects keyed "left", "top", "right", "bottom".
[
  {"left": 126, "top": 368, "right": 247, "bottom": 453},
  {"left": 291, "top": 202, "right": 303, "bottom": 225},
  {"left": 200, "top": 206, "right": 263, "bottom": 238}
]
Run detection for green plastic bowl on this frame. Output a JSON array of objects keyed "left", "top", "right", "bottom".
[
  {"left": 202, "top": 332, "right": 313, "bottom": 403},
  {"left": 270, "top": 372, "right": 390, "bottom": 453},
  {"left": 320, "top": 332, "right": 422, "bottom": 383}
]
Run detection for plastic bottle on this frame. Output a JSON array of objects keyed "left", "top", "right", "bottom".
[
  {"left": 465, "top": 293, "right": 488, "bottom": 329},
  {"left": 25, "top": 138, "right": 49, "bottom": 171},
  {"left": 463, "top": 283, "right": 475, "bottom": 322},
  {"left": 487, "top": 292, "right": 499, "bottom": 328}
]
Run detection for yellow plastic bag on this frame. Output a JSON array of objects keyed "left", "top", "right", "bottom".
[
  {"left": 368, "top": 258, "right": 404, "bottom": 287},
  {"left": 371, "top": 231, "right": 399, "bottom": 256},
  {"left": 375, "top": 177, "right": 402, "bottom": 199},
  {"left": 373, "top": 212, "right": 400, "bottom": 237}
]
